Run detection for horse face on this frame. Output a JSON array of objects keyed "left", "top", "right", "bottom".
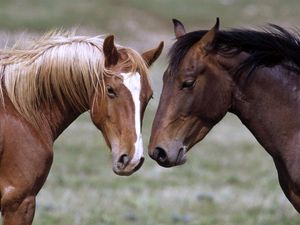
[
  {"left": 149, "top": 19, "right": 232, "bottom": 167},
  {"left": 91, "top": 36, "right": 163, "bottom": 175},
  {"left": 91, "top": 72, "right": 150, "bottom": 176}
]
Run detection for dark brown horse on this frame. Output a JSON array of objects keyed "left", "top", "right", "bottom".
[
  {"left": 0, "top": 32, "right": 163, "bottom": 225},
  {"left": 149, "top": 18, "right": 300, "bottom": 212}
]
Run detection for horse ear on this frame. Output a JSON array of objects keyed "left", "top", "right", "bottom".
[
  {"left": 173, "top": 19, "right": 186, "bottom": 38},
  {"left": 199, "top": 17, "right": 220, "bottom": 51},
  {"left": 142, "top": 41, "right": 164, "bottom": 67},
  {"left": 103, "top": 35, "right": 119, "bottom": 67}
]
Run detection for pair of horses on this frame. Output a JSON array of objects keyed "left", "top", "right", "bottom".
[{"left": 0, "top": 18, "right": 299, "bottom": 224}]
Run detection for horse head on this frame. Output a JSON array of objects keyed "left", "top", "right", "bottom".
[
  {"left": 149, "top": 19, "right": 234, "bottom": 167},
  {"left": 91, "top": 35, "right": 163, "bottom": 175}
]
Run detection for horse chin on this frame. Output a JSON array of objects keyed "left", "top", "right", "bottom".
[
  {"left": 112, "top": 157, "right": 144, "bottom": 176},
  {"left": 156, "top": 157, "right": 187, "bottom": 168}
]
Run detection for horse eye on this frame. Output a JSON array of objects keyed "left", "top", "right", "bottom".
[
  {"left": 182, "top": 80, "right": 195, "bottom": 89},
  {"left": 107, "top": 86, "right": 116, "bottom": 97}
]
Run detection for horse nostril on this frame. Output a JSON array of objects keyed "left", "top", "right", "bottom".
[
  {"left": 117, "top": 154, "right": 129, "bottom": 170},
  {"left": 154, "top": 147, "right": 168, "bottom": 163}
]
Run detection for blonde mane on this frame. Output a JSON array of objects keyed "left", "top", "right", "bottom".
[{"left": 0, "top": 31, "right": 149, "bottom": 125}]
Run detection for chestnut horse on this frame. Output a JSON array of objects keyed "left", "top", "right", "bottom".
[
  {"left": 149, "top": 18, "right": 300, "bottom": 212},
  {"left": 0, "top": 32, "right": 163, "bottom": 224}
]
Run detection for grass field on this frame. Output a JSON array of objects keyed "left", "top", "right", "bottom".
[
  {"left": 1, "top": 0, "right": 300, "bottom": 31},
  {"left": 34, "top": 108, "right": 300, "bottom": 225},
  {"left": 0, "top": 1, "right": 299, "bottom": 224}
]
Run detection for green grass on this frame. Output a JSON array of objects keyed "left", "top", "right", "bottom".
[
  {"left": 0, "top": 0, "right": 300, "bottom": 36},
  {"left": 0, "top": 1, "right": 300, "bottom": 224}
]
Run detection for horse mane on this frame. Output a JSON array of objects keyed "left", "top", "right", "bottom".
[
  {"left": 169, "top": 24, "right": 300, "bottom": 75},
  {"left": 0, "top": 31, "right": 148, "bottom": 124}
]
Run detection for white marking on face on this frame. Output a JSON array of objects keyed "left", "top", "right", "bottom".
[{"left": 121, "top": 72, "right": 143, "bottom": 163}]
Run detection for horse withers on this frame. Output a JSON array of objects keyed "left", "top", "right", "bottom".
[
  {"left": 0, "top": 32, "right": 163, "bottom": 224},
  {"left": 149, "top": 18, "right": 300, "bottom": 212}
]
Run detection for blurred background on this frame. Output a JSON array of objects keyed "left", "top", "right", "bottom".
[{"left": 0, "top": 0, "right": 299, "bottom": 224}]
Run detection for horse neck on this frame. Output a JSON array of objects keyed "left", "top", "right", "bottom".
[
  {"left": 39, "top": 101, "right": 84, "bottom": 141},
  {"left": 230, "top": 64, "right": 300, "bottom": 156}
]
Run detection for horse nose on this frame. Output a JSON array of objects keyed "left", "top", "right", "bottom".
[
  {"left": 151, "top": 147, "right": 170, "bottom": 166},
  {"left": 116, "top": 154, "right": 130, "bottom": 170}
]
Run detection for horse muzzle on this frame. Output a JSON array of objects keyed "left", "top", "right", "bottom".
[
  {"left": 149, "top": 143, "right": 187, "bottom": 167},
  {"left": 112, "top": 153, "right": 144, "bottom": 176}
]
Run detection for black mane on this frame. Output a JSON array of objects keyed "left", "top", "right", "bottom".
[{"left": 169, "top": 24, "right": 300, "bottom": 75}]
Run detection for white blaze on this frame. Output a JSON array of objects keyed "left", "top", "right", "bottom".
[{"left": 121, "top": 72, "right": 143, "bottom": 163}]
